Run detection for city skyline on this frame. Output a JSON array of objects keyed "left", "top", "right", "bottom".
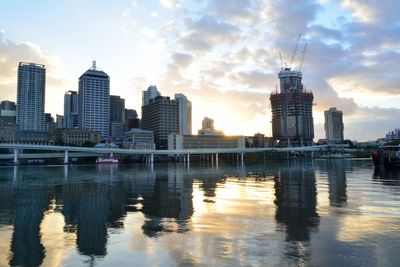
[{"left": 0, "top": 0, "right": 399, "bottom": 141}]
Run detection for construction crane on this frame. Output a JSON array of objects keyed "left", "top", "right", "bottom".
[
  {"left": 279, "top": 51, "right": 284, "bottom": 70},
  {"left": 299, "top": 42, "right": 307, "bottom": 72},
  {"left": 289, "top": 33, "right": 301, "bottom": 69}
]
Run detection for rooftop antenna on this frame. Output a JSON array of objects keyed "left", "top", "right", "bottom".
[{"left": 92, "top": 59, "right": 96, "bottom": 69}]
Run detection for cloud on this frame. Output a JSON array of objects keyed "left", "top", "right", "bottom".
[
  {"left": 307, "top": 25, "right": 343, "bottom": 41},
  {"left": 200, "top": 69, "right": 225, "bottom": 80},
  {"left": 171, "top": 52, "right": 193, "bottom": 69},
  {"left": 179, "top": 33, "right": 213, "bottom": 53},
  {"left": 229, "top": 70, "right": 275, "bottom": 90},
  {"left": 150, "top": 11, "right": 159, "bottom": 18},
  {"left": 0, "top": 32, "right": 71, "bottom": 115},
  {"left": 263, "top": 0, "right": 320, "bottom": 41},
  {"left": 125, "top": 0, "right": 400, "bottom": 140},
  {"left": 344, "top": 106, "right": 400, "bottom": 141},
  {"left": 207, "top": 0, "right": 262, "bottom": 23},
  {"left": 341, "top": 0, "right": 375, "bottom": 23},
  {"left": 159, "top": 0, "right": 181, "bottom": 9},
  {"left": 341, "top": 0, "right": 400, "bottom": 24},
  {"left": 179, "top": 16, "right": 241, "bottom": 53}
]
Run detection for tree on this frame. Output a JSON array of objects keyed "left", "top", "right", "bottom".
[{"left": 82, "top": 141, "right": 95, "bottom": 147}]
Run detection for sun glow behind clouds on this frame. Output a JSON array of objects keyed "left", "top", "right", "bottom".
[{"left": 1, "top": 0, "right": 400, "bottom": 140}]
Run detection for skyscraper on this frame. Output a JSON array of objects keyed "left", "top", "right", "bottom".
[
  {"left": 142, "top": 85, "right": 160, "bottom": 106},
  {"left": 78, "top": 61, "right": 110, "bottom": 139},
  {"left": 110, "top": 95, "right": 125, "bottom": 141},
  {"left": 175, "top": 93, "right": 192, "bottom": 135},
  {"left": 64, "top": 91, "right": 79, "bottom": 128},
  {"left": 324, "top": 107, "right": 344, "bottom": 142},
  {"left": 141, "top": 95, "right": 179, "bottom": 149},
  {"left": 45, "top": 113, "right": 55, "bottom": 133},
  {"left": 56, "top": 114, "right": 64, "bottom": 129},
  {"left": 16, "top": 62, "right": 46, "bottom": 131},
  {"left": 110, "top": 95, "right": 125, "bottom": 124},
  {"left": 270, "top": 67, "right": 314, "bottom": 147},
  {"left": 124, "top": 109, "right": 139, "bottom": 131}
]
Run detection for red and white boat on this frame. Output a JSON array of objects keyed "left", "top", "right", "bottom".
[{"left": 96, "top": 156, "right": 119, "bottom": 164}]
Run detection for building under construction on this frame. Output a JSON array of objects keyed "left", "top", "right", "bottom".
[{"left": 270, "top": 38, "right": 314, "bottom": 147}]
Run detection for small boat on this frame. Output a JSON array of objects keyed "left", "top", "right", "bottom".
[
  {"left": 372, "top": 145, "right": 400, "bottom": 169},
  {"left": 96, "top": 156, "right": 119, "bottom": 164}
]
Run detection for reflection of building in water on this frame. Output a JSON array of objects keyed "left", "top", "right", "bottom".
[
  {"left": 59, "top": 166, "right": 161, "bottom": 255},
  {"left": 107, "top": 180, "right": 128, "bottom": 229},
  {"left": 9, "top": 188, "right": 51, "bottom": 266},
  {"left": 198, "top": 173, "right": 226, "bottom": 199},
  {"left": 325, "top": 160, "right": 347, "bottom": 207},
  {"left": 274, "top": 162, "right": 319, "bottom": 262},
  {"left": 77, "top": 183, "right": 110, "bottom": 256},
  {"left": 373, "top": 168, "right": 400, "bottom": 187},
  {"left": 141, "top": 165, "right": 194, "bottom": 237},
  {"left": 1, "top": 165, "right": 162, "bottom": 263},
  {"left": 61, "top": 181, "right": 113, "bottom": 256}
]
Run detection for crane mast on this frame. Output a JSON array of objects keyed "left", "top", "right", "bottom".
[
  {"left": 299, "top": 42, "right": 307, "bottom": 72},
  {"left": 289, "top": 33, "right": 301, "bottom": 69}
]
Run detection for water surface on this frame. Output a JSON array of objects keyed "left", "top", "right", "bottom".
[{"left": 0, "top": 159, "right": 399, "bottom": 266}]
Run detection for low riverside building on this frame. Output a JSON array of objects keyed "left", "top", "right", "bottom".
[
  {"left": 0, "top": 100, "right": 16, "bottom": 125},
  {"left": 0, "top": 123, "right": 16, "bottom": 142},
  {"left": 123, "top": 128, "right": 155, "bottom": 149},
  {"left": 168, "top": 134, "right": 245, "bottom": 150},
  {"left": 385, "top": 129, "right": 400, "bottom": 142},
  {"left": 0, "top": 101, "right": 17, "bottom": 142},
  {"left": 52, "top": 128, "right": 101, "bottom": 146},
  {"left": 253, "top": 133, "right": 266, "bottom": 148},
  {"left": 15, "top": 130, "right": 49, "bottom": 143}
]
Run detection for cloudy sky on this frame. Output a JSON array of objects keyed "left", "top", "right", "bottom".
[{"left": 0, "top": 0, "right": 399, "bottom": 141}]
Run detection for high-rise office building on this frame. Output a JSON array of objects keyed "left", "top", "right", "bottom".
[
  {"left": 270, "top": 67, "right": 314, "bottom": 146},
  {"left": 78, "top": 61, "right": 110, "bottom": 139},
  {"left": 16, "top": 62, "right": 46, "bottom": 131},
  {"left": 324, "top": 107, "right": 344, "bottom": 142},
  {"left": 63, "top": 91, "right": 79, "bottom": 128},
  {"left": 56, "top": 114, "right": 64, "bottom": 129},
  {"left": 175, "top": 93, "right": 192, "bottom": 135},
  {"left": 110, "top": 95, "right": 125, "bottom": 141},
  {"left": 110, "top": 95, "right": 125, "bottom": 124},
  {"left": 124, "top": 109, "right": 139, "bottom": 131},
  {"left": 142, "top": 95, "right": 179, "bottom": 149},
  {"left": 142, "top": 85, "right": 160, "bottom": 106},
  {"left": 45, "top": 113, "right": 55, "bottom": 133}
]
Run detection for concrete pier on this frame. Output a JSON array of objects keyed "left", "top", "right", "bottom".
[
  {"left": 13, "top": 149, "right": 18, "bottom": 165},
  {"left": 64, "top": 150, "right": 69, "bottom": 164}
]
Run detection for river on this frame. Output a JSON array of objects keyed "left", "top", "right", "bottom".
[{"left": 0, "top": 159, "right": 399, "bottom": 266}]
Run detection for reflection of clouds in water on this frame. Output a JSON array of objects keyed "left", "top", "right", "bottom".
[
  {"left": 40, "top": 212, "right": 76, "bottom": 267},
  {"left": 0, "top": 226, "right": 13, "bottom": 267},
  {"left": 0, "top": 161, "right": 399, "bottom": 266}
]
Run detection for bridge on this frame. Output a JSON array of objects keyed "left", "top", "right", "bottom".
[{"left": 0, "top": 143, "right": 357, "bottom": 165}]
